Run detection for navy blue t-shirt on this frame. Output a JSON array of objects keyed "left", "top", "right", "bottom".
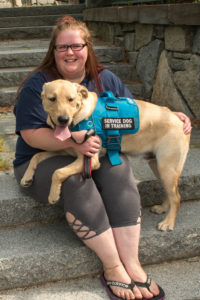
[{"left": 13, "top": 69, "right": 133, "bottom": 167}]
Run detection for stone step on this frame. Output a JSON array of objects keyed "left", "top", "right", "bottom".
[
  {"left": 0, "top": 200, "right": 199, "bottom": 291},
  {"left": 0, "top": 45, "right": 123, "bottom": 68},
  {"left": 0, "top": 257, "right": 199, "bottom": 299},
  {"left": 0, "top": 14, "right": 83, "bottom": 28},
  {"left": 0, "top": 67, "right": 32, "bottom": 87},
  {"left": 0, "top": 113, "right": 200, "bottom": 228},
  {"left": 0, "top": 26, "right": 60, "bottom": 40},
  {"left": 0, "top": 144, "right": 200, "bottom": 228},
  {"left": 0, "top": 4, "right": 85, "bottom": 18},
  {"left": 0, "top": 81, "right": 144, "bottom": 107},
  {"left": 0, "top": 63, "right": 133, "bottom": 88},
  {"left": 0, "top": 171, "right": 64, "bottom": 228},
  {"left": 2, "top": 121, "right": 199, "bottom": 151},
  {"left": 0, "top": 5, "right": 85, "bottom": 40},
  {"left": 0, "top": 38, "right": 50, "bottom": 50},
  {"left": 0, "top": 87, "right": 18, "bottom": 107}
]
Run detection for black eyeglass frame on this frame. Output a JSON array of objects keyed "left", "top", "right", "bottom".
[{"left": 54, "top": 43, "right": 87, "bottom": 52}]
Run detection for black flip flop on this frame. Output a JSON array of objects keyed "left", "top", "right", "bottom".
[
  {"left": 100, "top": 273, "right": 139, "bottom": 300},
  {"left": 100, "top": 273, "right": 165, "bottom": 300},
  {"left": 135, "top": 275, "right": 165, "bottom": 300}
]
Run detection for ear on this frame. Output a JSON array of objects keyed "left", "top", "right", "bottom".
[
  {"left": 41, "top": 82, "right": 49, "bottom": 99},
  {"left": 75, "top": 83, "right": 88, "bottom": 99}
]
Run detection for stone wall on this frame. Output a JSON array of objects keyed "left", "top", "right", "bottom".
[
  {"left": 84, "top": 4, "right": 200, "bottom": 120},
  {"left": 0, "top": 0, "right": 78, "bottom": 7}
]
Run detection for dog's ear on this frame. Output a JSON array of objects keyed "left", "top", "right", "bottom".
[
  {"left": 75, "top": 83, "right": 88, "bottom": 99},
  {"left": 41, "top": 82, "right": 49, "bottom": 99}
]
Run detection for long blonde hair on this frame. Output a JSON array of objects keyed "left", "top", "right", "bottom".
[{"left": 17, "top": 16, "right": 104, "bottom": 97}]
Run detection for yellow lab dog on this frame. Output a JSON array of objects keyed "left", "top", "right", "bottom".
[{"left": 20, "top": 79, "right": 190, "bottom": 231}]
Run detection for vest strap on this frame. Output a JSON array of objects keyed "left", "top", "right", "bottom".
[{"left": 107, "top": 150, "right": 122, "bottom": 165}]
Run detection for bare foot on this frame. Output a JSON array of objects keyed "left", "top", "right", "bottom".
[
  {"left": 126, "top": 261, "right": 160, "bottom": 299},
  {"left": 104, "top": 264, "right": 142, "bottom": 299}
]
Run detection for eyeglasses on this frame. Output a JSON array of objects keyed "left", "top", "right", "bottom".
[{"left": 54, "top": 43, "right": 87, "bottom": 52}]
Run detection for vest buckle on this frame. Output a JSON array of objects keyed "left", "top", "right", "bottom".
[{"left": 107, "top": 135, "right": 121, "bottom": 151}]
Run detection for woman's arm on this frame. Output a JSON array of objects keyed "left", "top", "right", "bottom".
[{"left": 21, "top": 128, "right": 101, "bottom": 157}]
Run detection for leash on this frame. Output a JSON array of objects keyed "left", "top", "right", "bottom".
[{"left": 71, "top": 128, "right": 96, "bottom": 179}]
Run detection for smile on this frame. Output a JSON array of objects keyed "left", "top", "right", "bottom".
[{"left": 65, "top": 59, "right": 77, "bottom": 63}]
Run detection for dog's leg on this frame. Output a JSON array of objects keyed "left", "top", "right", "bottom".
[
  {"left": 91, "top": 153, "right": 101, "bottom": 170},
  {"left": 48, "top": 153, "right": 100, "bottom": 204},
  {"left": 153, "top": 168, "right": 181, "bottom": 231},
  {"left": 148, "top": 159, "right": 170, "bottom": 214},
  {"left": 20, "top": 152, "right": 59, "bottom": 187},
  {"left": 151, "top": 146, "right": 189, "bottom": 231},
  {"left": 148, "top": 158, "right": 160, "bottom": 180}
]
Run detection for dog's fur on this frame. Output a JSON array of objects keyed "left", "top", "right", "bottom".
[{"left": 20, "top": 79, "right": 190, "bottom": 231}]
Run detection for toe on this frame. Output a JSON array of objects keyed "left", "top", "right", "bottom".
[{"left": 133, "top": 286, "right": 142, "bottom": 299}]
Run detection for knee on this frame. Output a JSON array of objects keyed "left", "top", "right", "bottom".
[{"left": 62, "top": 172, "right": 85, "bottom": 190}]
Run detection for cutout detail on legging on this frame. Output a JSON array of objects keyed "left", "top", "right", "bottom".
[
  {"left": 66, "top": 212, "right": 97, "bottom": 240},
  {"left": 136, "top": 210, "right": 142, "bottom": 225}
]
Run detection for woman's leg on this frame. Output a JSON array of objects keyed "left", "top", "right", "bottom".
[
  {"left": 93, "top": 154, "right": 161, "bottom": 299},
  {"left": 60, "top": 165, "right": 142, "bottom": 299},
  {"left": 113, "top": 225, "right": 160, "bottom": 299},
  {"left": 80, "top": 228, "right": 143, "bottom": 300}
]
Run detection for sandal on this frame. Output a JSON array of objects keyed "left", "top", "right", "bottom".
[
  {"left": 134, "top": 275, "right": 165, "bottom": 300},
  {"left": 100, "top": 273, "right": 138, "bottom": 300}
]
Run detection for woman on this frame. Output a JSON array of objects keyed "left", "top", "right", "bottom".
[{"left": 14, "top": 16, "right": 191, "bottom": 300}]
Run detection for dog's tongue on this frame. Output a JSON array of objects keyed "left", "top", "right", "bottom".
[{"left": 54, "top": 126, "right": 71, "bottom": 141}]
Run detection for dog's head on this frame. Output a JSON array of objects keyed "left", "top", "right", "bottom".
[{"left": 41, "top": 79, "right": 97, "bottom": 130}]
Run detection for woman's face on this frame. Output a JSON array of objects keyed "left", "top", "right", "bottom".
[{"left": 54, "top": 29, "right": 88, "bottom": 82}]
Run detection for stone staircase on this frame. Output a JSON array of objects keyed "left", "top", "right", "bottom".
[
  {"left": 0, "top": 37, "right": 133, "bottom": 107},
  {"left": 0, "top": 4, "right": 141, "bottom": 107},
  {"left": 0, "top": 4, "right": 85, "bottom": 39},
  {"left": 0, "top": 4, "right": 200, "bottom": 300}
]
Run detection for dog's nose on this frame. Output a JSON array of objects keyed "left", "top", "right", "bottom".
[{"left": 58, "top": 115, "right": 69, "bottom": 125}]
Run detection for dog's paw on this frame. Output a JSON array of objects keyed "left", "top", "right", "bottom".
[
  {"left": 150, "top": 204, "right": 168, "bottom": 215},
  {"left": 48, "top": 196, "right": 59, "bottom": 205},
  {"left": 20, "top": 176, "right": 33, "bottom": 187},
  {"left": 48, "top": 185, "right": 61, "bottom": 204},
  {"left": 157, "top": 220, "right": 174, "bottom": 231}
]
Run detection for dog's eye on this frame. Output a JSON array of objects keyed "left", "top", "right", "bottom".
[
  {"left": 49, "top": 97, "right": 56, "bottom": 102},
  {"left": 68, "top": 98, "right": 74, "bottom": 102}
]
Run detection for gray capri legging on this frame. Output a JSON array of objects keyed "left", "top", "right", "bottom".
[{"left": 14, "top": 153, "right": 141, "bottom": 239}]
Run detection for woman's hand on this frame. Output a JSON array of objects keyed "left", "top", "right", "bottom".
[
  {"left": 71, "top": 130, "right": 101, "bottom": 157},
  {"left": 174, "top": 112, "right": 192, "bottom": 135}
]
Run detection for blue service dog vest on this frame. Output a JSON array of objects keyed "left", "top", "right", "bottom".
[{"left": 71, "top": 91, "right": 140, "bottom": 165}]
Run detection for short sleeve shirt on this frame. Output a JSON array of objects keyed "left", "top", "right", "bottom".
[{"left": 13, "top": 69, "right": 133, "bottom": 167}]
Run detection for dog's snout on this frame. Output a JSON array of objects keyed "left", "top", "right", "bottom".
[{"left": 57, "top": 115, "right": 69, "bottom": 125}]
